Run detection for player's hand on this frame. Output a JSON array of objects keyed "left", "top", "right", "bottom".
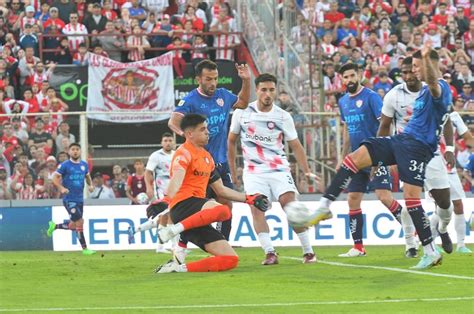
[
  {"left": 60, "top": 187, "right": 69, "bottom": 194},
  {"left": 245, "top": 193, "right": 270, "bottom": 212},
  {"left": 370, "top": 166, "right": 378, "bottom": 180},
  {"left": 146, "top": 200, "right": 168, "bottom": 219},
  {"left": 421, "top": 40, "right": 432, "bottom": 58},
  {"left": 235, "top": 63, "right": 250, "bottom": 80},
  {"left": 444, "top": 151, "right": 455, "bottom": 171},
  {"left": 88, "top": 185, "right": 94, "bottom": 193},
  {"left": 305, "top": 172, "right": 324, "bottom": 192}
]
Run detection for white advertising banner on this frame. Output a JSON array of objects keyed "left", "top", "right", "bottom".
[
  {"left": 52, "top": 200, "right": 474, "bottom": 251},
  {"left": 86, "top": 52, "right": 174, "bottom": 123}
]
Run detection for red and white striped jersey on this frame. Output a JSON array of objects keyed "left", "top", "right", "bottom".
[
  {"left": 127, "top": 35, "right": 150, "bottom": 61},
  {"left": 20, "top": 17, "right": 38, "bottom": 33},
  {"left": 229, "top": 101, "right": 298, "bottom": 174},
  {"left": 321, "top": 43, "right": 337, "bottom": 57},
  {"left": 374, "top": 53, "right": 390, "bottom": 66},
  {"left": 73, "top": 52, "right": 90, "bottom": 65},
  {"left": 63, "top": 23, "right": 88, "bottom": 51},
  {"left": 192, "top": 43, "right": 207, "bottom": 59},
  {"left": 33, "top": 70, "right": 52, "bottom": 86},
  {"left": 214, "top": 33, "right": 240, "bottom": 61}
]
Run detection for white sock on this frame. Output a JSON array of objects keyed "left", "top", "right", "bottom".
[
  {"left": 296, "top": 230, "right": 314, "bottom": 254},
  {"left": 401, "top": 207, "right": 417, "bottom": 250},
  {"left": 437, "top": 203, "right": 453, "bottom": 234},
  {"left": 178, "top": 264, "right": 188, "bottom": 272},
  {"left": 173, "top": 223, "right": 185, "bottom": 234},
  {"left": 423, "top": 242, "right": 437, "bottom": 257},
  {"left": 454, "top": 213, "right": 466, "bottom": 248},
  {"left": 257, "top": 232, "right": 275, "bottom": 254},
  {"left": 430, "top": 212, "right": 440, "bottom": 238},
  {"left": 320, "top": 197, "right": 332, "bottom": 209},
  {"left": 168, "top": 224, "right": 179, "bottom": 248},
  {"left": 135, "top": 220, "right": 157, "bottom": 233}
]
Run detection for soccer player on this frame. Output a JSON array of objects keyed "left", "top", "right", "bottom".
[
  {"left": 331, "top": 63, "right": 416, "bottom": 258},
  {"left": 127, "top": 133, "right": 176, "bottom": 253},
  {"left": 47, "top": 143, "right": 96, "bottom": 255},
  {"left": 379, "top": 56, "right": 458, "bottom": 254},
  {"left": 168, "top": 59, "right": 250, "bottom": 251},
  {"left": 310, "top": 45, "right": 452, "bottom": 270},
  {"left": 154, "top": 114, "right": 269, "bottom": 273},
  {"left": 228, "top": 73, "right": 317, "bottom": 265}
]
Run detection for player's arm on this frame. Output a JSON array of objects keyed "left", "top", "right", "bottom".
[
  {"left": 125, "top": 176, "right": 136, "bottom": 204},
  {"left": 421, "top": 45, "right": 441, "bottom": 98},
  {"left": 443, "top": 117, "right": 455, "bottom": 168},
  {"left": 377, "top": 114, "right": 393, "bottom": 136},
  {"left": 168, "top": 112, "right": 184, "bottom": 137},
  {"left": 451, "top": 111, "right": 474, "bottom": 147},
  {"left": 144, "top": 169, "right": 155, "bottom": 200},
  {"left": 52, "top": 172, "right": 68, "bottom": 194},
  {"left": 227, "top": 132, "right": 240, "bottom": 184},
  {"left": 85, "top": 173, "right": 94, "bottom": 193},
  {"left": 287, "top": 139, "right": 312, "bottom": 176},
  {"left": 341, "top": 123, "right": 350, "bottom": 157},
  {"left": 166, "top": 167, "right": 185, "bottom": 199},
  {"left": 232, "top": 63, "right": 251, "bottom": 109}
]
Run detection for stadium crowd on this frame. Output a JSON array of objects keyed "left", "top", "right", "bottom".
[{"left": 0, "top": 0, "right": 473, "bottom": 200}]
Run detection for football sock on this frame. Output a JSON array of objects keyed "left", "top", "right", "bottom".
[
  {"left": 349, "top": 209, "right": 364, "bottom": 251},
  {"left": 406, "top": 199, "right": 435, "bottom": 256},
  {"left": 186, "top": 255, "right": 238, "bottom": 272},
  {"left": 76, "top": 228, "right": 87, "bottom": 249},
  {"left": 430, "top": 212, "right": 440, "bottom": 238},
  {"left": 55, "top": 221, "right": 73, "bottom": 230},
  {"left": 180, "top": 205, "right": 231, "bottom": 231},
  {"left": 218, "top": 218, "right": 232, "bottom": 240},
  {"left": 454, "top": 213, "right": 466, "bottom": 248},
  {"left": 296, "top": 230, "right": 313, "bottom": 255},
  {"left": 437, "top": 203, "right": 453, "bottom": 234},
  {"left": 257, "top": 232, "right": 275, "bottom": 254},
  {"left": 135, "top": 220, "right": 157, "bottom": 233},
  {"left": 323, "top": 155, "right": 358, "bottom": 201},
  {"left": 388, "top": 200, "right": 402, "bottom": 224},
  {"left": 168, "top": 224, "right": 179, "bottom": 248},
  {"left": 401, "top": 207, "right": 417, "bottom": 250}
]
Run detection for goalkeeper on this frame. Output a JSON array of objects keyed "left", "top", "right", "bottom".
[{"left": 154, "top": 114, "right": 269, "bottom": 273}]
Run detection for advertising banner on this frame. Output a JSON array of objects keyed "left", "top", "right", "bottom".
[{"left": 51, "top": 200, "right": 474, "bottom": 251}]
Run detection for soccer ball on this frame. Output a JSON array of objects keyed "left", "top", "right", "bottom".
[
  {"left": 136, "top": 192, "right": 149, "bottom": 205},
  {"left": 284, "top": 201, "right": 314, "bottom": 227}
]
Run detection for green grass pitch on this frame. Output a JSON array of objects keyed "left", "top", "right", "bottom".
[{"left": 1, "top": 246, "right": 473, "bottom": 313}]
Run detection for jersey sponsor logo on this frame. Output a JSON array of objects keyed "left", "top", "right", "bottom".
[
  {"left": 356, "top": 100, "right": 363, "bottom": 108},
  {"left": 80, "top": 165, "right": 85, "bottom": 171},
  {"left": 193, "top": 169, "right": 210, "bottom": 177},
  {"left": 200, "top": 103, "right": 206, "bottom": 109},
  {"left": 177, "top": 100, "right": 185, "bottom": 107},
  {"left": 216, "top": 98, "right": 224, "bottom": 107},
  {"left": 245, "top": 133, "right": 272, "bottom": 143},
  {"left": 267, "top": 121, "right": 275, "bottom": 130},
  {"left": 345, "top": 113, "right": 365, "bottom": 123}
]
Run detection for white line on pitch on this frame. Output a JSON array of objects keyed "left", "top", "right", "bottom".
[
  {"left": 0, "top": 297, "right": 473, "bottom": 312},
  {"left": 281, "top": 256, "right": 474, "bottom": 280}
]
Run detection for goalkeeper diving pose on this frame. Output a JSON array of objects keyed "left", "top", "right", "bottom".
[{"left": 154, "top": 114, "right": 269, "bottom": 273}]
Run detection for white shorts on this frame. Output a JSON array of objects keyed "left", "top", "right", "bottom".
[
  {"left": 424, "top": 154, "right": 449, "bottom": 191},
  {"left": 448, "top": 172, "right": 466, "bottom": 201},
  {"left": 243, "top": 171, "right": 298, "bottom": 202}
]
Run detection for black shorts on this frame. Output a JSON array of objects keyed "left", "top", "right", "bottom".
[
  {"left": 206, "top": 162, "right": 233, "bottom": 198},
  {"left": 63, "top": 200, "right": 83, "bottom": 222},
  {"left": 170, "top": 197, "right": 225, "bottom": 251}
]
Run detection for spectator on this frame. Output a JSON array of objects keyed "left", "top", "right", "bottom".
[
  {"left": 11, "top": 117, "right": 28, "bottom": 144},
  {"left": 191, "top": 34, "right": 208, "bottom": 66},
  {"left": 56, "top": 151, "right": 68, "bottom": 163},
  {"left": 55, "top": 121, "right": 75, "bottom": 153},
  {"left": 324, "top": 2, "right": 345, "bottom": 25},
  {"left": 43, "top": 7, "right": 66, "bottom": 31},
  {"left": 83, "top": 3, "right": 107, "bottom": 35},
  {"left": 1, "top": 121, "right": 22, "bottom": 147},
  {"left": 142, "top": 11, "right": 158, "bottom": 33},
  {"left": 18, "top": 47, "right": 40, "bottom": 87},
  {"left": 455, "top": 6, "right": 469, "bottom": 35},
  {"left": 323, "top": 63, "right": 343, "bottom": 100},
  {"left": 150, "top": 14, "right": 174, "bottom": 50},
  {"left": 0, "top": 165, "right": 12, "bottom": 200},
  {"left": 11, "top": 172, "right": 38, "bottom": 200},
  {"left": 126, "top": 25, "right": 150, "bottom": 62},
  {"left": 453, "top": 64, "right": 474, "bottom": 93},
  {"left": 55, "top": 37, "right": 73, "bottom": 64},
  {"left": 128, "top": 0, "right": 147, "bottom": 22},
  {"left": 182, "top": 5, "right": 204, "bottom": 32},
  {"left": 63, "top": 12, "right": 88, "bottom": 52},
  {"left": 126, "top": 159, "right": 146, "bottom": 204},
  {"left": 28, "top": 117, "right": 53, "bottom": 155},
  {"left": 167, "top": 36, "right": 190, "bottom": 78},
  {"left": 90, "top": 172, "right": 115, "bottom": 199},
  {"left": 432, "top": 2, "right": 449, "bottom": 27},
  {"left": 30, "top": 147, "right": 47, "bottom": 174},
  {"left": 142, "top": 0, "right": 169, "bottom": 14},
  {"left": 101, "top": 1, "right": 117, "bottom": 21},
  {"left": 72, "top": 43, "right": 90, "bottom": 66},
  {"left": 460, "top": 83, "right": 473, "bottom": 101},
  {"left": 52, "top": 0, "right": 77, "bottom": 24},
  {"left": 0, "top": 144, "right": 11, "bottom": 176},
  {"left": 35, "top": 2, "right": 51, "bottom": 25},
  {"left": 422, "top": 23, "right": 444, "bottom": 49},
  {"left": 336, "top": 18, "right": 357, "bottom": 46},
  {"left": 98, "top": 21, "right": 125, "bottom": 62},
  {"left": 44, "top": 155, "right": 57, "bottom": 179},
  {"left": 110, "top": 164, "right": 127, "bottom": 198}
]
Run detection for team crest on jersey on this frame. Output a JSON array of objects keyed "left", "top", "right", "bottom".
[
  {"left": 80, "top": 165, "right": 85, "bottom": 171},
  {"left": 267, "top": 121, "right": 275, "bottom": 130},
  {"left": 356, "top": 100, "right": 363, "bottom": 108},
  {"left": 216, "top": 98, "right": 224, "bottom": 107},
  {"left": 177, "top": 100, "right": 185, "bottom": 107}
]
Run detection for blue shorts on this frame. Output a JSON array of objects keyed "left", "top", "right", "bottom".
[
  {"left": 63, "top": 200, "right": 84, "bottom": 222},
  {"left": 361, "top": 133, "right": 433, "bottom": 187},
  {"left": 347, "top": 166, "right": 391, "bottom": 193},
  {"left": 207, "top": 162, "right": 233, "bottom": 198}
]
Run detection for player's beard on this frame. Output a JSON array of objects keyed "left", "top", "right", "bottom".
[
  {"left": 71, "top": 155, "right": 80, "bottom": 162},
  {"left": 347, "top": 81, "right": 359, "bottom": 94}
]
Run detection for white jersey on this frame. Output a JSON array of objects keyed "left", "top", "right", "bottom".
[
  {"left": 381, "top": 82, "right": 420, "bottom": 134},
  {"left": 445, "top": 111, "right": 469, "bottom": 174},
  {"left": 146, "top": 148, "right": 174, "bottom": 197},
  {"left": 229, "top": 101, "right": 298, "bottom": 174}
]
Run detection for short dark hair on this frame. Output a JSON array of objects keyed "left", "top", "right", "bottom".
[
  {"left": 69, "top": 143, "right": 81, "bottom": 149},
  {"left": 255, "top": 73, "right": 277, "bottom": 86},
  {"left": 195, "top": 59, "right": 217, "bottom": 76},
  {"left": 413, "top": 49, "right": 439, "bottom": 61},
  {"left": 180, "top": 114, "right": 207, "bottom": 131},
  {"left": 402, "top": 56, "right": 413, "bottom": 66},
  {"left": 162, "top": 132, "right": 173, "bottom": 139},
  {"left": 338, "top": 62, "right": 358, "bottom": 75}
]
